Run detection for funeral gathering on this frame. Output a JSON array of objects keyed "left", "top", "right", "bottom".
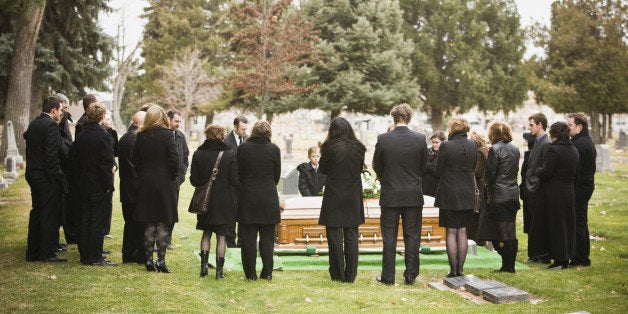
[{"left": 1, "top": 0, "right": 626, "bottom": 311}]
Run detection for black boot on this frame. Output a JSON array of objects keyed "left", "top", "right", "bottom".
[
  {"left": 156, "top": 259, "right": 172, "bottom": 273},
  {"left": 216, "top": 257, "right": 225, "bottom": 279},
  {"left": 200, "top": 251, "right": 209, "bottom": 277},
  {"left": 509, "top": 239, "right": 518, "bottom": 273}
]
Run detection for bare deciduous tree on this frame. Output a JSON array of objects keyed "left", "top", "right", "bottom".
[{"left": 159, "top": 48, "right": 220, "bottom": 136}]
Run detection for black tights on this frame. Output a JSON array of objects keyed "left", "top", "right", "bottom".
[
  {"left": 446, "top": 227, "right": 468, "bottom": 275},
  {"left": 201, "top": 231, "right": 226, "bottom": 258},
  {"left": 495, "top": 221, "right": 515, "bottom": 241},
  {"left": 145, "top": 223, "right": 169, "bottom": 261}
]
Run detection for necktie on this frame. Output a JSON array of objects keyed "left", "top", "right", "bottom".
[{"left": 239, "top": 136, "right": 243, "bottom": 146}]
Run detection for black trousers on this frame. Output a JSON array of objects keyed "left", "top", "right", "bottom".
[
  {"left": 573, "top": 184, "right": 594, "bottom": 265},
  {"left": 121, "top": 202, "right": 145, "bottom": 261},
  {"left": 63, "top": 180, "right": 82, "bottom": 244},
  {"left": 380, "top": 206, "right": 422, "bottom": 283},
  {"left": 79, "top": 191, "right": 112, "bottom": 264},
  {"left": 239, "top": 223, "right": 275, "bottom": 280},
  {"left": 26, "top": 179, "right": 62, "bottom": 260},
  {"left": 326, "top": 226, "right": 359, "bottom": 283}
]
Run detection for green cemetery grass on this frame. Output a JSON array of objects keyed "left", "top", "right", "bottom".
[{"left": 0, "top": 161, "right": 626, "bottom": 313}]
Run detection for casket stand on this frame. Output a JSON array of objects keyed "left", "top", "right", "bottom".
[{"left": 276, "top": 196, "right": 445, "bottom": 254}]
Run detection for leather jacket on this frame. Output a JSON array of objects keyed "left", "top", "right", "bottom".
[{"left": 485, "top": 140, "right": 520, "bottom": 203}]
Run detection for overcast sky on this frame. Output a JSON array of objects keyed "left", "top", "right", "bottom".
[{"left": 101, "top": 0, "right": 555, "bottom": 60}]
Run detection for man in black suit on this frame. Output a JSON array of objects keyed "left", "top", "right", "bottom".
[
  {"left": 373, "top": 104, "right": 427, "bottom": 285},
  {"left": 74, "top": 93, "right": 102, "bottom": 138},
  {"left": 52, "top": 93, "right": 74, "bottom": 249},
  {"left": 165, "top": 109, "right": 189, "bottom": 250},
  {"left": 24, "top": 96, "right": 67, "bottom": 262},
  {"left": 525, "top": 113, "right": 552, "bottom": 263},
  {"left": 567, "top": 113, "right": 596, "bottom": 267},
  {"left": 223, "top": 116, "right": 248, "bottom": 248},
  {"left": 118, "top": 110, "right": 146, "bottom": 263},
  {"left": 70, "top": 103, "right": 116, "bottom": 266}
]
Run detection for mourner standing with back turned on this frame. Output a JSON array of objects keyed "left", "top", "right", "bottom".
[{"left": 373, "top": 104, "right": 427, "bottom": 285}]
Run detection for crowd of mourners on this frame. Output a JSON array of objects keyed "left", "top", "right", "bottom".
[{"left": 23, "top": 95, "right": 595, "bottom": 283}]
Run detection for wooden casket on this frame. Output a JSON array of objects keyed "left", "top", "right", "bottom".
[{"left": 276, "top": 196, "right": 445, "bottom": 253}]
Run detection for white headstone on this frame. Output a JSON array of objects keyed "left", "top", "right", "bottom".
[
  {"left": 4, "top": 121, "right": 24, "bottom": 166},
  {"left": 3, "top": 156, "right": 17, "bottom": 181},
  {"left": 0, "top": 175, "right": 8, "bottom": 189},
  {"left": 595, "top": 144, "right": 613, "bottom": 172}
]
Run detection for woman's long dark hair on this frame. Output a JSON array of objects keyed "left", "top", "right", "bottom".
[{"left": 321, "top": 117, "right": 366, "bottom": 155}]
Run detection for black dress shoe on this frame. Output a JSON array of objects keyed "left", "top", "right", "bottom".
[
  {"left": 548, "top": 262, "right": 569, "bottom": 270},
  {"left": 569, "top": 260, "right": 591, "bottom": 267},
  {"left": 246, "top": 277, "right": 258, "bottom": 281},
  {"left": 102, "top": 249, "right": 111, "bottom": 254},
  {"left": 404, "top": 278, "right": 415, "bottom": 285},
  {"left": 92, "top": 260, "right": 118, "bottom": 266},
  {"left": 260, "top": 275, "right": 272, "bottom": 280},
  {"left": 26, "top": 256, "right": 40, "bottom": 262},
  {"left": 57, "top": 243, "right": 68, "bottom": 251},
  {"left": 376, "top": 276, "right": 394, "bottom": 285},
  {"left": 42, "top": 256, "right": 68, "bottom": 263},
  {"left": 446, "top": 272, "right": 457, "bottom": 278},
  {"left": 456, "top": 272, "right": 465, "bottom": 277}
]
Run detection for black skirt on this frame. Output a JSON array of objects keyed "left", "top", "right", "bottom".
[
  {"left": 195, "top": 223, "right": 228, "bottom": 236},
  {"left": 487, "top": 200, "right": 520, "bottom": 222},
  {"left": 439, "top": 209, "right": 473, "bottom": 228}
]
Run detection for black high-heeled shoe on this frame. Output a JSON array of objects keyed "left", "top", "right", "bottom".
[
  {"left": 145, "top": 259, "right": 156, "bottom": 272},
  {"left": 155, "top": 260, "right": 172, "bottom": 273}
]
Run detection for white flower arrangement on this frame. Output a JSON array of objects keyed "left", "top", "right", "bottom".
[{"left": 361, "top": 171, "right": 381, "bottom": 198}]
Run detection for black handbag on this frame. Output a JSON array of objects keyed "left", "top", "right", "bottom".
[{"left": 188, "top": 151, "right": 224, "bottom": 215}]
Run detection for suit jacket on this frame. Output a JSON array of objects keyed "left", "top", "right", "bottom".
[
  {"left": 571, "top": 131, "right": 596, "bottom": 188},
  {"left": 174, "top": 129, "right": 189, "bottom": 188},
  {"left": 58, "top": 113, "right": 73, "bottom": 175},
  {"left": 297, "top": 162, "right": 326, "bottom": 196},
  {"left": 70, "top": 123, "right": 115, "bottom": 195},
  {"left": 118, "top": 124, "right": 139, "bottom": 204},
  {"left": 237, "top": 136, "right": 281, "bottom": 224},
  {"left": 224, "top": 130, "right": 248, "bottom": 154},
  {"left": 373, "top": 126, "right": 427, "bottom": 207},
  {"left": 434, "top": 131, "right": 478, "bottom": 211},
  {"left": 318, "top": 139, "right": 366, "bottom": 227},
  {"left": 525, "top": 133, "right": 551, "bottom": 192},
  {"left": 74, "top": 113, "right": 87, "bottom": 138},
  {"left": 190, "top": 140, "right": 238, "bottom": 226},
  {"left": 133, "top": 127, "right": 180, "bottom": 224},
  {"left": 24, "top": 113, "right": 65, "bottom": 188}
]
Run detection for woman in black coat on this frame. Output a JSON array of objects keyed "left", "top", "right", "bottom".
[
  {"left": 133, "top": 105, "right": 179, "bottom": 273},
  {"left": 237, "top": 121, "right": 281, "bottom": 281},
  {"left": 319, "top": 117, "right": 366, "bottom": 283},
  {"left": 485, "top": 121, "right": 520, "bottom": 273},
  {"left": 422, "top": 131, "right": 446, "bottom": 197},
  {"left": 190, "top": 125, "right": 238, "bottom": 279},
  {"left": 435, "top": 117, "right": 478, "bottom": 277},
  {"left": 532, "top": 122, "right": 579, "bottom": 270},
  {"left": 297, "top": 146, "right": 326, "bottom": 196}
]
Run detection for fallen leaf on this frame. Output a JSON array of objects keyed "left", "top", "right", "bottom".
[
  {"left": 47, "top": 275, "right": 56, "bottom": 280},
  {"left": 401, "top": 297, "right": 407, "bottom": 302},
  {"left": 229, "top": 299, "right": 236, "bottom": 304},
  {"left": 600, "top": 247, "right": 606, "bottom": 251},
  {"left": 304, "top": 297, "right": 312, "bottom": 303},
  {"left": 391, "top": 301, "right": 396, "bottom": 305}
]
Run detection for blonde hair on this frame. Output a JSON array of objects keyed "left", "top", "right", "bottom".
[
  {"left": 469, "top": 129, "right": 490, "bottom": 149},
  {"left": 390, "top": 103, "right": 413, "bottom": 124},
  {"left": 204, "top": 124, "right": 226, "bottom": 141},
  {"left": 250, "top": 121, "right": 272, "bottom": 139},
  {"left": 86, "top": 103, "right": 107, "bottom": 124},
  {"left": 307, "top": 146, "right": 320, "bottom": 157},
  {"left": 139, "top": 105, "right": 169, "bottom": 133},
  {"left": 447, "top": 117, "right": 470, "bottom": 135}
]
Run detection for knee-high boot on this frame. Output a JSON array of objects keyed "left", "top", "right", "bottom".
[
  {"left": 200, "top": 251, "right": 209, "bottom": 277},
  {"left": 508, "top": 239, "right": 518, "bottom": 273},
  {"left": 216, "top": 257, "right": 225, "bottom": 279}
]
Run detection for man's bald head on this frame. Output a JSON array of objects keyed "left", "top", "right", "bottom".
[{"left": 132, "top": 111, "right": 146, "bottom": 128}]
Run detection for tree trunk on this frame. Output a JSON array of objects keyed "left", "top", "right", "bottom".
[
  {"left": 30, "top": 67, "right": 45, "bottom": 121},
  {"left": 204, "top": 111, "right": 215, "bottom": 128},
  {"left": 430, "top": 107, "right": 444, "bottom": 132},
  {"left": 330, "top": 108, "right": 341, "bottom": 123},
  {"left": 1, "top": 1, "right": 46, "bottom": 160},
  {"left": 184, "top": 115, "right": 193, "bottom": 139},
  {"left": 608, "top": 113, "right": 613, "bottom": 139},
  {"left": 267, "top": 112, "right": 274, "bottom": 125},
  {"left": 602, "top": 113, "right": 607, "bottom": 140},
  {"left": 590, "top": 110, "right": 604, "bottom": 144}
]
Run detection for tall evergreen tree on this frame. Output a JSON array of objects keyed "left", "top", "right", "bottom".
[
  {"left": 300, "top": 0, "right": 419, "bottom": 121},
  {"left": 400, "top": 0, "right": 527, "bottom": 130},
  {"left": 531, "top": 0, "right": 627, "bottom": 143}
]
